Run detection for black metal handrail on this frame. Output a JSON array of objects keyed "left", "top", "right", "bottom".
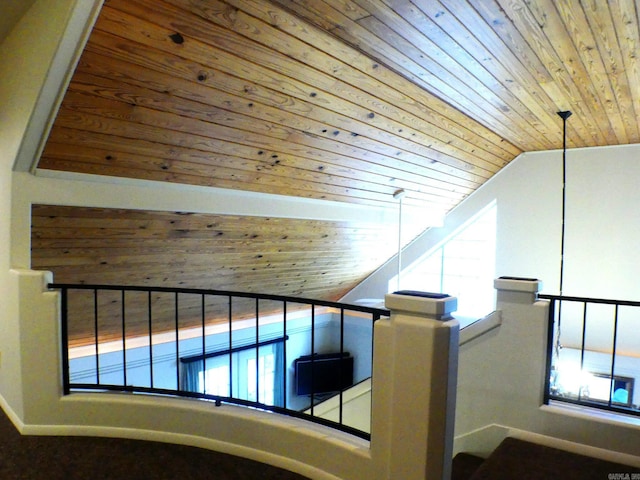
[
  {"left": 49, "top": 283, "right": 389, "bottom": 440},
  {"left": 49, "top": 283, "right": 390, "bottom": 314},
  {"left": 539, "top": 293, "right": 640, "bottom": 417}
]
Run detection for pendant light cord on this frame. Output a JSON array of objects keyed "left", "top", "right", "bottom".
[
  {"left": 558, "top": 111, "right": 571, "bottom": 297},
  {"left": 393, "top": 189, "right": 406, "bottom": 291},
  {"left": 556, "top": 110, "right": 572, "bottom": 358},
  {"left": 397, "top": 196, "right": 402, "bottom": 291}
]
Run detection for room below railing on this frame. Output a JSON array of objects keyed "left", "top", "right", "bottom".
[
  {"left": 540, "top": 293, "right": 640, "bottom": 417},
  {"left": 49, "top": 283, "right": 389, "bottom": 440}
]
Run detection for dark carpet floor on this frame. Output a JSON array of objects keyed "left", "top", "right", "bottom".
[
  {"left": 0, "top": 408, "right": 310, "bottom": 480},
  {"left": 461, "top": 437, "right": 640, "bottom": 480}
]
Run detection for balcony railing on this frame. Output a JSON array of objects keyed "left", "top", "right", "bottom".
[
  {"left": 540, "top": 294, "right": 640, "bottom": 417},
  {"left": 50, "top": 283, "right": 389, "bottom": 440}
]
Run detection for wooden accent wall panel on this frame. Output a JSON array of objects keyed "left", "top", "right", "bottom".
[{"left": 32, "top": 205, "right": 397, "bottom": 346}]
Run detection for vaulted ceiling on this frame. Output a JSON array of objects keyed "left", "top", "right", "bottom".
[
  {"left": 30, "top": 0, "right": 640, "bottom": 343},
  {"left": 39, "top": 0, "right": 640, "bottom": 207}
]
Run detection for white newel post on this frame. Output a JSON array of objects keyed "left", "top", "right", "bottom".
[{"left": 370, "top": 292, "right": 459, "bottom": 480}]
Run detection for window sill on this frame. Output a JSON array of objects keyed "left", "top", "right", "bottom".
[{"left": 541, "top": 400, "right": 640, "bottom": 430}]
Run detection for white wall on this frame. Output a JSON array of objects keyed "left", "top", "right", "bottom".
[{"left": 346, "top": 143, "right": 640, "bottom": 304}]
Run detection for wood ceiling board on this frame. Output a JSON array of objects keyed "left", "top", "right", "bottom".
[{"left": 42, "top": 1, "right": 508, "bottom": 208}]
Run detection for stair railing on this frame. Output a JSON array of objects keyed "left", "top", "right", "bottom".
[{"left": 50, "top": 283, "right": 388, "bottom": 440}]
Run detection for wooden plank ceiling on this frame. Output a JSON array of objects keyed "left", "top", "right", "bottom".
[{"left": 32, "top": 0, "right": 640, "bottom": 344}]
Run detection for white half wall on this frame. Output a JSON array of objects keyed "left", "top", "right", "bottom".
[
  {"left": 3, "top": 269, "right": 375, "bottom": 480},
  {"left": 2, "top": 268, "right": 467, "bottom": 480}
]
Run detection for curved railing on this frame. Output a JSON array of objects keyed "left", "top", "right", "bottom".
[{"left": 50, "top": 283, "right": 389, "bottom": 440}]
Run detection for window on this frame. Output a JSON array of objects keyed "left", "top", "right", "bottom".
[
  {"left": 391, "top": 202, "right": 497, "bottom": 323},
  {"left": 198, "top": 363, "right": 230, "bottom": 397},
  {"left": 247, "top": 351, "right": 275, "bottom": 404},
  {"left": 181, "top": 339, "right": 284, "bottom": 406}
]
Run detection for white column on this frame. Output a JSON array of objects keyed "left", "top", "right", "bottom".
[{"left": 371, "top": 292, "right": 459, "bottom": 480}]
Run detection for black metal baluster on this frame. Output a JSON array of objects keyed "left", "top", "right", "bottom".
[
  {"left": 61, "top": 287, "right": 70, "bottom": 395},
  {"left": 148, "top": 290, "right": 153, "bottom": 389},
  {"left": 310, "top": 304, "right": 315, "bottom": 416},
  {"left": 543, "top": 299, "right": 556, "bottom": 404},
  {"left": 578, "top": 302, "right": 588, "bottom": 401},
  {"left": 228, "top": 296, "right": 233, "bottom": 404},
  {"left": 255, "top": 298, "right": 259, "bottom": 404},
  {"left": 339, "top": 308, "right": 345, "bottom": 426},
  {"left": 94, "top": 288, "right": 100, "bottom": 385},
  {"left": 608, "top": 305, "right": 620, "bottom": 407},
  {"left": 121, "top": 289, "right": 127, "bottom": 388},
  {"left": 175, "top": 292, "right": 179, "bottom": 390},
  {"left": 282, "top": 301, "right": 287, "bottom": 409},
  {"left": 555, "top": 298, "right": 564, "bottom": 361},
  {"left": 371, "top": 313, "right": 378, "bottom": 381},
  {"left": 201, "top": 294, "right": 206, "bottom": 395}
]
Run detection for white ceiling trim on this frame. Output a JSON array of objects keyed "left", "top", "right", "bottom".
[{"left": 28, "top": 168, "right": 444, "bottom": 227}]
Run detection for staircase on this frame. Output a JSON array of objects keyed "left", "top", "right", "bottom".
[{"left": 452, "top": 437, "right": 638, "bottom": 479}]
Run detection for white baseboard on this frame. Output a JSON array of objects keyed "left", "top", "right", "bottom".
[
  {"left": 0, "top": 394, "right": 25, "bottom": 433},
  {"left": 453, "top": 424, "right": 509, "bottom": 458}
]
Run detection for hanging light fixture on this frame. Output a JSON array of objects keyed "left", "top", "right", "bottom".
[
  {"left": 554, "top": 110, "right": 572, "bottom": 363},
  {"left": 557, "top": 110, "right": 572, "bottom": 298},
  {"left": 393, "top": 189, "right": 406, "bottom": 291}
]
